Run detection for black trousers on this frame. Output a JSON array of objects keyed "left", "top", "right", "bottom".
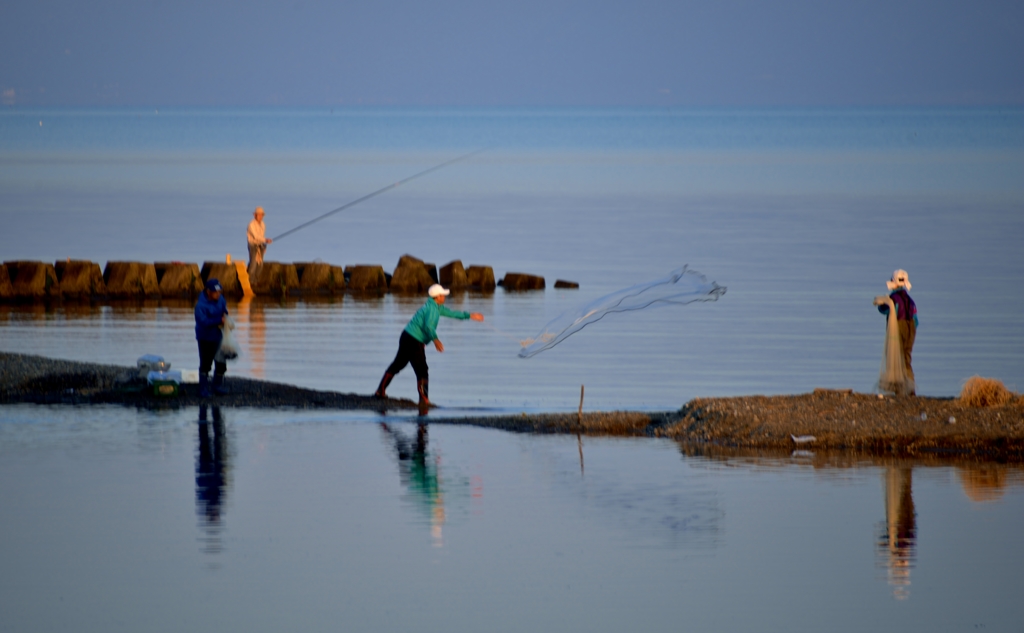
[
  {"left": 198, "top": 340, "right": 227, "bottom": 376},
  {"left": 385, "top": 331, "right": 428, "bottom": 381}
]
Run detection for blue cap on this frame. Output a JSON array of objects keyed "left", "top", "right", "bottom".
[{"left": 205, "top": 278, "right": 222, "bottom": 292}]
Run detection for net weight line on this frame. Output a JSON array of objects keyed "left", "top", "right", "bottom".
[{"left": 483, "top": 322, "right": 532, "bottom": 346}]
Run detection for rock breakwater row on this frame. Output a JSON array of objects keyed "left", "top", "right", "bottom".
[{"left": 1, "top": 255, "right": 579, "bottom": 301}]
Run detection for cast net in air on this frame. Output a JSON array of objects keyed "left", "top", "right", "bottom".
[
  {"left": 518, "top": 266, "right": 727, "bottom": 358},
  {"left": 873, "top": 295, "right": 915, "bottom": 396}
]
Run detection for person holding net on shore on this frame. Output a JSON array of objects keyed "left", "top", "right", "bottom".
[
  {"left": 873, "top": 269, "right": 918, "bottom": 396},
  {"left": 374, "top": 284, "right": 484, "bottom": 409}
]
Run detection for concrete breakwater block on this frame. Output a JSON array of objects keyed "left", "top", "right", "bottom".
[
  {"left": 155, "top": 262, "right": 203, "bottom": 297},
  {"left": 345, "top": 265, "right": 388, "bottom": 292},
  {"left": 200, "top": 262, "right": 240, "bottom": 296},
  {"left": 500, "top": 272, "right": 545, "bottom": 291},
  {"left": 54, "top": 260, "right": 107, "bottom": 298},
  {"left": 0, "top": 264, "right": 14, "bottom": 300},
  {"left": 388, "top": 254, "right": 435, "bottom": 293},
  {"left": 295, "top": 262, "right": 345, "bottom": 294},
  {"left": 250, "top": 262, "right": 299, "bottom": 296},
  {"left": 4, "top": 261, "right": 62, "bottom": 299},
  {"left": 439, "top": 260, "right": 468, "bottom": 289},
  {"left": 554, "top": 279, "right": 579, "bottom": 289},
  {"left": 466, "top": 265, "right": 496, "bottom": 291},
  {"left": 103, "top": 262, "right": 160, "bottom": 298}
]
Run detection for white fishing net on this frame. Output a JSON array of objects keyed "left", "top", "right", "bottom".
[
  {"left": 518, "top": 266, "right": 726, "bottom": 358},
  {"left": 873, "top": 296, "right": 914, "bottom": 395}
]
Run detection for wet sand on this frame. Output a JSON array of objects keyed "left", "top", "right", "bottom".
[{"left": 2, "top": 352, "right": 1022, "bottom": 459}]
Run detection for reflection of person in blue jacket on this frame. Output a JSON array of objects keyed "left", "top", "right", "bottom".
[
  {"left": 374, "top": 284, "right": 483, "bottom": 408},
  {"left": 195, "top": 278, "right": 229, "bottom": 398},
  {"left": 196, "top": 405, "right": 230, "bottom": 554}
]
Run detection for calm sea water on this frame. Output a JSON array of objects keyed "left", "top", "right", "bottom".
[
  {"left": 1, "top": 406, "right": 1023, "bottom": 633},
  {"left": 2, "top": 109, "right": 1023, "bottom": 631},
  {"left": 1, "top": 107, "right": 1023, "bottom": 406}
]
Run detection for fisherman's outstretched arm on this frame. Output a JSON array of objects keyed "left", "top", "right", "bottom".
[
  {"left": 438, "top": 305, "right": 470, "bottom": 319},
  {"left": 438, "top": 305, "right": 484, "bottom": 321}
]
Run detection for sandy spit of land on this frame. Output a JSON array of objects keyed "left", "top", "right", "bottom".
[{"left": 2, "top": 352, "right": 1022, "bottom": 459}]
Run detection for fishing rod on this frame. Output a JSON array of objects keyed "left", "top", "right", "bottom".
[{"left": 270, "top": 147, "right": 489, "bottom": 242}]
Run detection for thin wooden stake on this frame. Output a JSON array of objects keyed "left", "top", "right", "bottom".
[
  {"left": 578, "top": 384, "right": 584, "bottom": 427},
  {"left": 577, "top": 384, "right": 585, "bottom": 475}
]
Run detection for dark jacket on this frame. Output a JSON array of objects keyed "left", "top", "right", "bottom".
[
  {"left": 195, "top": 292, "right": 228, "bottom": 342},
  {"left": 878, "top": 288, "right": 917, "bottom": 323}
]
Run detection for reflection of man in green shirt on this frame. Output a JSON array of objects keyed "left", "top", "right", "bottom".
[
  {"left": 374, "top": 284, "right": 483, "bottom": 409},
  {"left": 380, "top": 422, "right": 446, "bottom": 545}
]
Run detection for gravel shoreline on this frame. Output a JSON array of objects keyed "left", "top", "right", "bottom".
[
  {"left": 662, "top": 390, "right": 1024, "bottom": 457},
  {"left": 0, "top": 351, "right": 419, "bottom": 410},
  {"left": 3, "top": 352, "right": 1022, "bottom": 459}
]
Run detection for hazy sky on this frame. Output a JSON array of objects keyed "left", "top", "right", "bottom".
[{"left": 2, "top": 0, "right": 1022, "bottom": 107}]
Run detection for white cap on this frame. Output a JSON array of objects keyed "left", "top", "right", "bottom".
[
  {"left": 428, "top": 284, "right": 450, "bottom": 297},
  {"left": 886, "top": 269, "right": 911, "bottom": 291}
]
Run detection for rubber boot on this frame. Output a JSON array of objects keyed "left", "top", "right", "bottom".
[
  {"left": 198, "top": 373, "right": 211, "bottom": 398},
  {"left": 417, "top": 379, "right": 431, "bottom": 414},
  {"left": 374, "top": 372, "right": 394, "bottom": 399},
  {"left": 212, "top": 373, "right": 229, "bottom": 396}
]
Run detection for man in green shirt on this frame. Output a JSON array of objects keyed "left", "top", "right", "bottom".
[{"left": 375, "top": 284, "right": 484, "bottom": 408}]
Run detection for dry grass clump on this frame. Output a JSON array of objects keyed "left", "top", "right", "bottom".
[{"left": 960, "top": 376, "right": 1015, "bottom": 408}]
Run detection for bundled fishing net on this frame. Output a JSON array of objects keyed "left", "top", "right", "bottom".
[
  {"left": 519, "top": 266, "right": 726, "bottom": 358},
  {"left": 215, "top": 317, "right": 241, "bottom": 363},
  {"left": 873, "top": 296, "right": 914, "bottom": 395}
]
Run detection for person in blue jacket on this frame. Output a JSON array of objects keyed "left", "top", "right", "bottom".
[
  {"left": 374, "top": 284, "right": 483, "bottom": 407},
  {"left": 195, "top": 278, "right": 229, "bottom": 397},
  {"left": 877, "top": 269, "right": 918, "bottom": 393}
]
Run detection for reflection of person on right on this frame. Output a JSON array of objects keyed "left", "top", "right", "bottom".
[{"left": 878, "top": 466, "right": 916, "bottom": 600}]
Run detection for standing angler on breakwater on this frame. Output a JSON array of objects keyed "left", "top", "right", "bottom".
[
  {"left": 374, "top": 284, "right": 484, "bottom": 409},
  {"left": 195, "top": 279, "right": 229, "bottom": 398},
  {"left": 877, "top": 269, "right": 918, "bottom": 395},
  {"left": 247, "top": 207, "right": 272, "bottom": 277}
]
